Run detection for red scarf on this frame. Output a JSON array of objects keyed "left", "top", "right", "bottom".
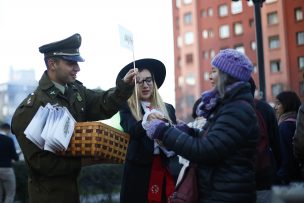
[{"left": 148, "top": 155, "right": 175, "bottom": 203}]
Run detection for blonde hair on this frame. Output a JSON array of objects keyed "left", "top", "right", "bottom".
[{"left": 127, "top": 70, "right": 172, "bottom": 123}]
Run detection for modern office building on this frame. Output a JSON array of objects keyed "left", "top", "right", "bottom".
[
  {"left": 0, "top": 68, "right": 37, "bottom": 123},
  {"left": 172, "top": 0, "right": 304, "bottom": 121}
]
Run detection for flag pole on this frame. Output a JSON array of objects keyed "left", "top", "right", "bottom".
[
  {"left": 132, "top": 47, "right": 140, "bottom": 118},
  {"left": 118, "top": 25, "right": 140, "bottom": 117}
]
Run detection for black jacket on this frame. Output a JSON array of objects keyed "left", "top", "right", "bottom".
[
  {"left": 0, "top": 134, "right": 19, "bottom": 167},
  {"left": 160, "top": 83, "right": 259, "bottom": 203},
  {"left": 255, "top": 99, "right": 281, "bottom": 189},
  {"left": 119, "top": 102, "right": 177, "bottom": 203}
]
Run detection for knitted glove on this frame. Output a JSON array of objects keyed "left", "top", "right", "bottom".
[
  {"left": 175, "top": 122, "right": 191, "bottom": 133},
  {"left": 146, "top": 119, "right": 168, "bottom": 140}
]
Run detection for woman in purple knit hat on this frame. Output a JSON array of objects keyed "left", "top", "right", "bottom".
[{"left": 144, "top": 49, "right": 259, "bottom": 203}]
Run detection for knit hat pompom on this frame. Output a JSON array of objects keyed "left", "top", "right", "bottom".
[{"left": 211, "top": 49, "right": 253, "bottom": 81}]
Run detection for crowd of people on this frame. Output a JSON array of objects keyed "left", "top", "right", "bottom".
[{"left": 1, "top": 33, "right": 303, "bottom": 203}]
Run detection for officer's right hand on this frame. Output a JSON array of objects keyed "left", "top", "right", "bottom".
[{"left": 123, "top": 68, "right": 138, "bottom": 85}]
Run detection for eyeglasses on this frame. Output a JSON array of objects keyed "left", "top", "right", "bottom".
[{"left": 136, "top": 77, "right": 153, "bottom": 86}]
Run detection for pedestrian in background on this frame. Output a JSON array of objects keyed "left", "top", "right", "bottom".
[
  {"left": 274, "top": 91, "right": 302, "bottom": 184},
  {"left": 293, "top": 73, "right": 304, "bottom": 180},
  {"left": 0, "top": 123, "right": 19, "bottom": 203},
  {"left": 249, "top": 78, "right": 282, "bottom": 203}
]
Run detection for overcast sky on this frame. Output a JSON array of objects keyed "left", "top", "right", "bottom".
[{"left": 0, "top": 0, "right": 175, "bottom": 105}]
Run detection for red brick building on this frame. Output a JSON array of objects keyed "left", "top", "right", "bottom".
[{"left": 172, "top": 0, "right": 304, "bottom": 121}]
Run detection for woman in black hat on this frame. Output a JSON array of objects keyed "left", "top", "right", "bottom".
[{"left": 117, "top": 58, "right": 178, "bottom": 203}]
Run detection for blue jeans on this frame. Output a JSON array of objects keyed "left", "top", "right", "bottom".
[{"left": 0, "top": 168, "right": 16, "bottom": 203}]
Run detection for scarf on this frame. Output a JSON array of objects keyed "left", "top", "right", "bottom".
[
  {"left": 196, "top": 81, "right": 245, "bottom": 119},
  {"left": 278, "top": 111, "right": 297, "bottom": 125}
]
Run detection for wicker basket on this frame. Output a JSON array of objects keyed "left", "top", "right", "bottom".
[{"left": 60, "top": 122, "right": 129, "bottom": 164}]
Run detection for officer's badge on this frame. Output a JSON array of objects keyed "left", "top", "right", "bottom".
[{"left": 76, "top": 93, "right": 82, "bottom": 102}]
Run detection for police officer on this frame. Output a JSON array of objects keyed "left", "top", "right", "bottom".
[{"left": 11, "top": 33, "right": 137, "bottom": 203}]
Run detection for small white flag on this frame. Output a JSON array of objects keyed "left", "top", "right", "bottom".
[{"left": 118, "top": 25, "right": 134, "bottom": 51}]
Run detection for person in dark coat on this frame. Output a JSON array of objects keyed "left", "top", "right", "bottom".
[
  {"left": 293, "top": 103, "right": 304, "bottom": 179},
  {"left": 0, "top": 123, "right": 19, "bottom": 203},
  {"left": 11, "top": 33, "right": 137, "bottom": 203},
  {"left": 117, "top": 58, "right": 178, "bottom": 203},
  {"left": 248, "top": 78, "right": 282, "bottom": 203},
  {"left": 274, "top": 91, "right": 302, "bottom": 184},
  {"left": 145, "top": 49, "right": 259, "bottom": 203}
]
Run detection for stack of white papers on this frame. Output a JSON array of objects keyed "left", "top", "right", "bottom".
[{"left": 24, "top": 103, "right": 76, "bottom": 153}]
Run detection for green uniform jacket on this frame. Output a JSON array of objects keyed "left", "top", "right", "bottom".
[{"left": 11, "top": 71, "right": 134, "bottom": 203}]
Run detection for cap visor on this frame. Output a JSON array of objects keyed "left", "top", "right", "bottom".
[{"left": 62, "top": 55, "right": 85, "bottom": 62}]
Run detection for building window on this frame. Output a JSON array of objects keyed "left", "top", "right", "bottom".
[
  {"left": 219, "top": 25, "right": 230, "bottom": 39},
  {"left": 184, "top": 12, "right": 192, "bottom": 24},
  {"left": 176, "top": 0, "right": 181, "bottom": 8},
  {"left": 209, "top": 29, "right": 214, "bottom": 38},
  {"left": 178, "top": 76, "right": 184, "bottom": 87},
  {"left": 184, "top": 32, "right": 194, "bottom": 45},
  {"left": 249, "top": 19, "right": 254, "bottom": 28},
  {"left": 204, "top": 72, "right": 210, "bottom": 81},
  {"left": 201, "top": 9, "right": 207, "bottom": 18},
  {"left": 270, "top": 60, "right": 281, "bottom": 72},
  {"left": 253, "top": 64, "right": 258, "bottom": 73},
  {"left": 251, "top": 41, "right": 256, "bottom": 50},
  {"left": 207, "top": 8, "right": 213, "bottom": 17},
  {"left": 219, "top": 4, "right": 228, "bottom": 17},
  {"left": 203, "top": 51, "right": 209, "bottom": 59},
  {"left": 183, "top": 0, "right": 192, "bottom": 5},
  {"left": 295, "top": 8, "right": 303, "bottom": 21},
  {"left": 185, "top": 74, "right": 195, "bottom": 86},
  {"left": 299, "top": 56, "right": 304, "bottom": 70},
  {"left": 202, "top": 30, "right": 208, "bottom": 39},
  {"left": 267, "top": 12, "right": 278, "bottom": 25},
  {"left": 177, "top": 35, "right": 183, "bottom": 47},
  {"left": 210, "top": 49, "right": 215, "bottom": 58},
  {"left": 234, "top": 45, "right": 245, "bottom": 54},
  {"left": 297, "top": 32, "right": 304, "bottom": 45},
  {"left": 269, "top": 35, "right": 280, "bottom": 49},
  {"left": 231, "top": 1, "right": 242, "bottom": 15},
  {"left": 185, "top": 53, "right": 193, "bottom": 64},
  {"left": 234, "top": 22, "right": 243, "bottom": 35},
  {"left": 265, "top": 0, "right": 278, "bottom": 4},
  {"left": 300, "top": 81, "right": 304, "bottom": 96},
  {"left": 271, "top": 83, "right": 283, "bottom": 97},
  {"left": 187, "top": 95, "right": 195, "bottom": 107},
  {"left": 177, "top": 57, "right": 182, "bottom": 68}
]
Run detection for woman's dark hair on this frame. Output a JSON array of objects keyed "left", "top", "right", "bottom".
[
  {"left": 276, "top": 91, "right": 301, "bottom": 113},
  {"left": 192, "top": 98, "right": 202, "bottom": 119}
]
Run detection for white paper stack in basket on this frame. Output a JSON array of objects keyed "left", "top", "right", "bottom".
[{"left": 60, "top": 122, "right": 129, "bottom": 164}]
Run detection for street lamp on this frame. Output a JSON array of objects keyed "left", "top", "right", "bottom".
[{"left": 232, "top": 0, "right": 266, "bottom": 100}]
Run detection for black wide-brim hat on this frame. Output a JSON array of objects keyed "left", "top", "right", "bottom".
[{"left": 117, "top": 58, "right": 166, "bottom": 88}]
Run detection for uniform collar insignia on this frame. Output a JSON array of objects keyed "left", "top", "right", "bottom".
[{"left": 76, "top": 93, "right": 82, "bottom": 102}]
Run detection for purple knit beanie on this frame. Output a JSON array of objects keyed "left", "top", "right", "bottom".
[{"left": 211, "top": 49, "right": 253, "bottom": 82}]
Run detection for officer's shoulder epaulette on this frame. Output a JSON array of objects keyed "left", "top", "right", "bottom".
[
  {"left": 75, "top": 80, "right": 83, "bottom": 85},
  {"left": 22, "top": 92, "right": 36, "bottom": 107}
]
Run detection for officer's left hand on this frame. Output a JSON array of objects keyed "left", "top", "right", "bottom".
[{"left": 123, "top": 68, "right": 138, "bottom": 85}]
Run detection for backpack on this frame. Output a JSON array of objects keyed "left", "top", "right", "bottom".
[
  {"left": 253, "top": 99, "right": 271, "bottom": 172},
  {"left": 238, "top": 99, "right": 272, "bottom": 187}
]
